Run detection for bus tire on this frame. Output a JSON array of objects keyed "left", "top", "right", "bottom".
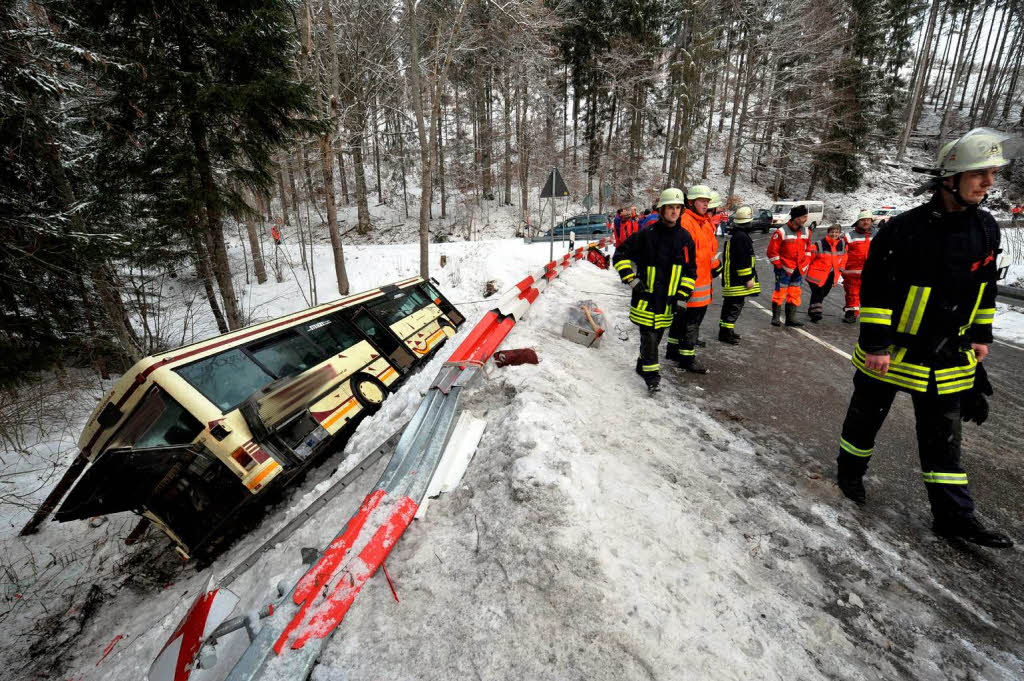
[{"left": 351, "top": 373, "right": 388, "bottom": 414}]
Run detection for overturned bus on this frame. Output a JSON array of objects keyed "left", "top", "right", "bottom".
[{"left": 54, "top": 277, "right": 464, "bottom": 558}]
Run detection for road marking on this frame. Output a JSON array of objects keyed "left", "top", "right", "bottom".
[
  {"left": 993, "top": 338, "right": 1024, "bottom": 352},
  {"left": 749, "top": 300, "right": 853, "bottom": 360}
]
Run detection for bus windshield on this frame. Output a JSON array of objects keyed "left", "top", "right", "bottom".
[{"left": 370, "top": 287, "right": 432, "bottom": 326}]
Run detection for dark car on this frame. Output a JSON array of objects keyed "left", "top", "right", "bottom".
[
  {"left": 542, "top": 213, "right": 612, "bottom": 239},
  {"left": 723, "top": 208, "right": 773, "bottom": 235}
]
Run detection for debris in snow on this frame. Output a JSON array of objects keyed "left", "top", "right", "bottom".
[{"left": 848, "top": 593, "right": 864, "bottom": 609}]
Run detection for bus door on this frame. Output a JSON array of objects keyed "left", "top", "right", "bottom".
[{"left": 347, "top": 307, "right": 415, "bottom": 371}]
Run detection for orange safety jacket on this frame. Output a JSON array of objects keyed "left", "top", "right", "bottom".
[
  {"left": 806, "top": 236, "right": 847, "bottom": 287},
  {"left": 841, "top": 229, "right": 872, "bottom": 275},
  {"left": 766, "top": 222, "right": 812, "bottom": 274},
  {"left": 679, "top": 208, "right": 721, "bottom": 308}
]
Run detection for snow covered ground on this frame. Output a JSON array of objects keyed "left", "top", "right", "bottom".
[{"left": 3, "top": 231, "right": 1023, "bottom": 681}]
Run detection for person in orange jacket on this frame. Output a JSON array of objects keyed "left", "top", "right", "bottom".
[
  {"left": 841, "top": 210, "right": 873, "bottom": 323},
  {"left": 766, "top": 204, "right": 812, "bottom": 327},
  {"left": 271, "top": 224, "right": 282, "bottom": 246},
  {"left": 666, "top": 184, "right": 721, "bottom": 373},
  {"left": 805, "top": 223, "right": 847, "bottom": 323}
]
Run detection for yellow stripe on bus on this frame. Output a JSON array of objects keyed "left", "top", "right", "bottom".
[
  {"left": 246, "top": 459, "right": 281, "bottom": 491},
  {"left": 379, "top": 366, "right": 397, "bottom": 382},
  {"left": 411, "top": 329, "right": 447, "bottom": 356},
  {"left": 322, "top": 397, "right": 359, "bottom": 430}
]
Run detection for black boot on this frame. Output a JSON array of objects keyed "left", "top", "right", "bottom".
[
  {"left": 837, "top": 475, "right": 866, "bottom": 504},
  {"left": 785, "top": 303, "right": 804, "bottom": 327},
  {"left": 718, "top": 327, "right": 740, "bottom": 345},
  {"left": 665, "top": 345, "right": 680, "bottom": 362},
  {"left": 680, "top": 355, "right": 708, "bottom": 374},
  {"left": 843, "top": 309, "right": 857, "bottom": 324},
  {"left": 808, "top": 303, "right": 823, "bottom": 323},
  {"left": 933, "top": 516, "right": 1014, "bottom": 549},
  {"left": 696, "top": 339, "right": 707, "bottom": 348},
  {"left": 635, "top": 357, "right": 644, "bottom": 376},
  {"left": 771, "top": 303, "right": 783, "bottom": 327},
  {"left": 645, "top": 376, "right": 661, "bottom": 395}
]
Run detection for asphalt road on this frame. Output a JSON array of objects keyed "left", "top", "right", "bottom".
[{"left": 658, "top": 229, "right": 1024, "bottom": 670}]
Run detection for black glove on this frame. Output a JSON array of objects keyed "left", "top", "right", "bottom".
[{"left": 961, "top": 363, "right": 993, "bottom": 426}]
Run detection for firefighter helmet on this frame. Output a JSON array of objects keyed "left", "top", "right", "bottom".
[
  {"left": 708, "top": 191, "right": 723, "bottom": 209},
  {"left": 686, "top": 184, "right": 714, "bottom": 201},
  {"left": 915, "top": 128, "right": 1022, "bottom": 178},
  {"left": 657, "top": 187, "right": 686, "bottom": 208},
  {"left": 733, "top": 206, "right": 753, "bottom": 224}
]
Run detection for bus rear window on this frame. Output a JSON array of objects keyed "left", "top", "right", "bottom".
[
  {"left": 107, "top": 387, "right": 202, "bottom": 450},
  {"left": 370, "top": 287, "right": 432, "bottom": 325},
  {"left": 175, "top": 348, "right": 274, "bottom": 411}
]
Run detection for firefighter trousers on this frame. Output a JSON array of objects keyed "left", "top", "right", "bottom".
[
  {"left": 667, "top": 306, "right": 707, "bottom": 358},
  {"left": 838, "top": 370, "right": 974, "bottom": 521},
  {"left": 637, "top": 327, "right": 664, "bottom": 387},
  {"left": 719, "top": 297, "right": 746, "bottom": 329},
  {"left": 843, "top": 273, "right": 862, "bottom": 312},
  {"left": 808, "top": 273, "right": 835, "bottom": 320},
  {"left": 772, "top": 269, "right": 803, "bottom": 306}
]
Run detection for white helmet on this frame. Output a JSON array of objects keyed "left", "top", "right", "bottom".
[
  {"left": 708, "top": 191, "right": 723, "bottom": 209},
  {"left": 913, "top": 128, "right": 1021, "bottom": 201},
  {"left": 856, "top": 210, "right": 872, "bottom": 221},
  {"left": 686, "top": 184, "right": 714, "bottom": 201},
  {"left": 657, "top": 187, "right": 686, "bottom": 208},
  {"left": 732, "top": 206, "right": 753, "bottom": 224}
]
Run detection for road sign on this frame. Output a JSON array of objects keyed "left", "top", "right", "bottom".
[
  {"left": 601, "top": 183, "right": 611, "bottom": 200},
  {"left": 582, "top": 194, "right": 593, "bottom": 210},
  {"left": 540, "top": 167, "right": 570, "bottom": 199}
]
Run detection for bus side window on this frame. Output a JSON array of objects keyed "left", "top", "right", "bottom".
[
  {"left": 248, "top": 331, "right": 322, "bottom": 378},
  {"left": 175, "top": 348, "right": 274, "bottom": 412},
  {"left": 302, "top": 316, "right": 362, "bottom": 355}
]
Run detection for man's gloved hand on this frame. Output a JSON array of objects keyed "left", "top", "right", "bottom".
[
  {"left": 961, "top": 363, "right": 993, "bottom": 426},
  {"left": 630, "top": 278, "right": 645, "bottom": 292},
  {"left": 674, "top": 298, "right": 688, "bottom": 311}
]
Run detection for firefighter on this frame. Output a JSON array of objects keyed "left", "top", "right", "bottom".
[
  {"left": 718, "top": 205, "right": 761, "bottom": 344},
  {"left": 666, "top": 184, "right": 721, "bottom": 373},
  {"left": 840, "top": 210, "right": 873, "bottom": 323},
  {"left": 836, "top": 127, "right": 1021, "bottom": 548},
  {"left": 612, "top": 188, "right": 698, "bottom": 394},
  {"left": 707, "top": 191, "right": 729, "bottom": 236},
  {"left": 805, "top": 223, "right": 847, "bottom": 323},
  {"left": 766, "top": 205, "right": 812, "bottom": 327}
]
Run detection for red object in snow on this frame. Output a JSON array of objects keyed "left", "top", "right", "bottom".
[
  {"left": 494, "top": 348, "right": 540, "bottom": 367},
  {"left": 97, "top": 634, "right": 123, "bottom": 666},
  {"left": 586, "top": 247, "right": 609, "bottom": 269}
]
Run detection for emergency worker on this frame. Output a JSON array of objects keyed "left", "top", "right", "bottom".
[
  {"left": 666, "top": 185, "right": 721, "bottom": 373},
  {"left": 271, "top": 224, "right": 282, "bottom": 245},
  {"left": 612, "top": 188, "right": 698, "bottom": 394},
  {"left": 841, "top": 210, "right": 873, "bottom": 323},
  {"left": 836, "top": 127, "right": 1021, "bottom": 548},
  {"left": 718, "top": 206, "right": 761, "bottom": 344},
  {"left": 707, "top": 191, "right": 729, "bottom": 235},
  {"left": 805, "top": 224, "right": 847, "bottom": 323},
  {"left": 766, "top": 205, "right": 812, "bottom": 327}
]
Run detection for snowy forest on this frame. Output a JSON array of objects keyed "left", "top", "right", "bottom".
[{"left": 3, "top": 0, "right": 1023, "bottom": 385}]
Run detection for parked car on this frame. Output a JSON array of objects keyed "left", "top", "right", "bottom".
[
  {"left": 871, "top": 206, "right": 903, "bottom": 226},
  {"left": 542, "top": 213, "right": 612, "bottom": 239},
  {"left": 769, "top": 200, "right": 824, "bottom": 229}
]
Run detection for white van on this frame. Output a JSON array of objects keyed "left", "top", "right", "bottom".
[{"left": 769, "top": 200, "right": 825, "bottom": 229}]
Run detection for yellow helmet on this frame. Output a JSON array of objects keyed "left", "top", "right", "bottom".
[
  {"left": 686, "top": 184, "right": 714, "bottom": 201},
  {"left": 708, "top": 191, "right": 723, "bottom": 209},
  {"left": 657, "top": 187, "right": 686, "bottom": 208},
  {"left": 856, "top": 210, "right": 872, "bottom": 221},
  {"left": 732, "top": 206, "right": 753, "bottom": 224}
]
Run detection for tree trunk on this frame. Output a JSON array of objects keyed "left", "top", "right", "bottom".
[
  {"left": 245, "top": 208, "right": 268, "bottom": 285},
  {"left": 477, "top": 64, "right": 493, "bottom": 200},
  {"left": 723, "top": 39, "right": 747, "bottom": 175},
  {"left": 503, "top": 70, "right": 513, "bottom": 205},
  {"left": 959, "top": 0, "right": 990, "bottom": 108},
  {"left": 277, "top": 164, "right": 291, "bottom": 225},
  {"left": 191, "top": 224, "right": 229, "bottom": 334},
  {"left": 969, "top": 2, "right": 1005, "bottom": 120},
  {"left": 407, "top": 0, "right": 432, "bottom": 279},
  {"left": 436, "top": 86, "right": 447, "bottom": 219},
  {"left": 319, "top": 130, "right": 349, "bottom": 295},
  {"left": 372, "top": 98, "right": 383, "bottom": 204},
  {"left": 940, "top": 3, "right": 975, "bottom": 137},
  {"left": 517, "top": 72, "right": 530, "bottom": 229},
  {"left": 335, "top": 137, "right": 350, "bottom": 204},
  {"left": 896, "top": 0, "right": 940, "bottom": 162}
]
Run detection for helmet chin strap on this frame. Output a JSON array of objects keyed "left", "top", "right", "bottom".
[{"left": 941, "top": 174, "right": 984, "bottom": 208}]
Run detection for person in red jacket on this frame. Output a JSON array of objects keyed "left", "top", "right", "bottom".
[
  {"left": 271, "top": 224, "right": 282, "bottom": 246},
  {"left": 841, "top": 210, "right": 873, "bottom": 323},
  {"left": 613, "top": 208, "right": 639, "bottom": 247},
  {"left": 766, "top": 204, "right": 812, "bottom": 327},
  {"left": 805, "top": 224, "right": 847, "bottom": 323},
  {"left": 666, "top": 184, "right": 721, "bottom": 373},
  {"left": 1011, "top": 204, "right": 1022, "bottom": 222}
]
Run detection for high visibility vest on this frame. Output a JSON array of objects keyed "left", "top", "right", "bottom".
[
  {"left": 680, "top": 209, "right": 720, "bottom": 308},
  {"left": 842, "top": 230, "right": 872, "bottom": 274},
  {"left": 806, "top": 236, "right": 847, "bottom": 286},
  {"left": 766, "top": 223, "right": 812, "bottom": 273}
]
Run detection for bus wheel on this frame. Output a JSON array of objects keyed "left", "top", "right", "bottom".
[{"left": 351, "top": 374, "right": 388, "bottom": 414}]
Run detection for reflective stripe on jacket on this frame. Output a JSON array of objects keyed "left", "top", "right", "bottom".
[
  {"left": 841, "top": 229, "right": 872, "bottom": 274},
  {"left": 806, "top": 236, "right": 847, "bottom": 287},
  {"left": 721, "top": 229, "right": 761, "bottom": 297},
  {"left": 766, "top": 223, "right": 811, "bottom": 273},
  {"left": 612, "top": 219, "right": 698, "bottom": 329},
  {"left": 680, "top": 209, "right": 720, "bottom": 308}
]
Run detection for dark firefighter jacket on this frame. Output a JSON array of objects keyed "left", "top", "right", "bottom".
[
  {"left": 853, "top": 194, "right": 999, "bottom": 395},
  {"left": 613, "top": 218, "right": 698, "bottom": 329},
  {"left": 721, "top": 227, "right": 761, "bottom": 297}
]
